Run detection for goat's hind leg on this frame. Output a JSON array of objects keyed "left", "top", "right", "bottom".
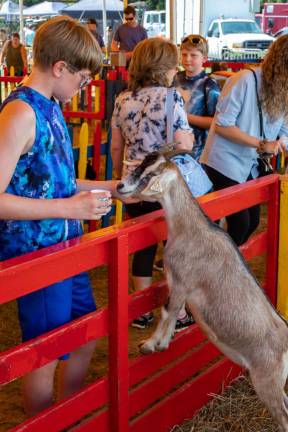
[
  {"left": 249, "top": 360, "right": 288, "bottom": 432},
  {"left": 140, "top": 285, "right": 185, "bottom": 355}
]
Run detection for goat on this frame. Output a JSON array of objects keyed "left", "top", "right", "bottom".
[{"left": 117, "top": 150, "right": 288, "bottom": 432}]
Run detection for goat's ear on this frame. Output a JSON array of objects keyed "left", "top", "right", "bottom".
[
  {"left": 149, "top": 178, "right": 163, "bottom": 193},
  {"left": 142, "top": 169, "right": 177, "bottom": 196},
  {"left": 140, "top": 174, "right": 164, "bottom": 195}
]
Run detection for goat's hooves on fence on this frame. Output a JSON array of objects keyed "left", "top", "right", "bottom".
[
  {"left": 155, "top": 343, "right": 168, "bottom": 352},
  {"left": 139, "top": 340, "right": 154, "bottom": 354}
]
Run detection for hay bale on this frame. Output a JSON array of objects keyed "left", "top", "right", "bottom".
[{"left": 171, "top": 375, "right": 279, "bottom": 432}]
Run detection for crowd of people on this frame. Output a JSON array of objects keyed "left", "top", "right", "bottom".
[{"left": 0, "top": 9, "right": 287, "bottom": 421}]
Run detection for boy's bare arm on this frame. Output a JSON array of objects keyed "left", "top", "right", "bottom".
[
  {"left": 0, "top": 101, "right": 112, "bottom": 221},
  {"left": 187, "top": 113, "right": 214, "bottom": 130},
  {"left": 77, "top": 179, "right": 138, "bottom": 203},
  {"left": 0, "top": 100, "right": 36, "bottom": 193}
]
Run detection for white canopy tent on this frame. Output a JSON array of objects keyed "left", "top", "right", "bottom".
[
  {"left": 23, "top": 1, "right": 66, "bottom": 16},
  {"left": 62, "top": 0, "right": 124, "bottom": 42},
  {"left": 63, "top": 0, "right": 123, "bottom": 13},
  {"left": 0, "top": 0, "right": 19, "bottom": 16}
]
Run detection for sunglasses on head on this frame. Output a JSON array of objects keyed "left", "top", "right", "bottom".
[{"left": 182, "top": 35, "right": 206, "bottom": 44}]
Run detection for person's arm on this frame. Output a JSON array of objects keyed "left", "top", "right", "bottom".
[
  {"left": 21, "top": 45, "right": 28, "bottom": 70},
  {"left": 187, "top": 114, "right": 213, "bottom": 130},
  {"left": 173, "top": 89, "right": 194, "bottom": 151},
  {"left": 215, "top": 124, "right": 283, "bottom": 154},
  {"left": 0, "top": 40, "right": 8, "bottom": 65},
  {"left": 0, "top": 101, "right": 112, "bottom": 221},
  {"left": 111, "top": 127, "right": 125, "bottom": 178},
  {"left": 111, "top": 38, "right": 119, "bottom": 51},
  {"left": 174, "top": 130, "right": 194, "bottom": 151},
  {"left": 212, "top": 70, "right": 282, "bottom": 154}
]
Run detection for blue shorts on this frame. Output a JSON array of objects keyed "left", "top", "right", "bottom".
[{"left": 17, "top": 272, "right": 96, "bottom": 360}]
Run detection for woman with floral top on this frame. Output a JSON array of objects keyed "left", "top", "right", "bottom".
[{"left": 111, "top": 37, "right": 194, "bottom": 330}]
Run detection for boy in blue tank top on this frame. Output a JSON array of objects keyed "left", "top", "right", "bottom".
[{"left": 0, "top": 16, "right": 120, "bottom": 416}]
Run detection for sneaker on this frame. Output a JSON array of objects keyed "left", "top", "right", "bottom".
[
  {"left": 131, "top": 313, "right": 154, "bottom": 329},
  {"left": 153, "top": 259, "right": 164, "bottom": 272},
  {"left": 175, "top": 313, "right": 194, "bottom": 333}
]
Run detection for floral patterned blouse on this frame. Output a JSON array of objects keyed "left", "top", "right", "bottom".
[
  {"left": 0, "top": 86, "right": 81, "bottom": 261},
  {"left": 111, "top": 86, "right": 193, "bottom": 172}
]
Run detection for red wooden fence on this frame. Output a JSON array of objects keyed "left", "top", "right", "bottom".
[{"left": 0, "top": 175, "right": 280, "bottom": 431}]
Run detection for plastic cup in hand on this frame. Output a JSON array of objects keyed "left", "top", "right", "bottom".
[
  {"left": 90, "top": 189, "right": 111, "bottom": 216},
  {"left": 90, "top": 189, "right": 110, "bottom": 202}
]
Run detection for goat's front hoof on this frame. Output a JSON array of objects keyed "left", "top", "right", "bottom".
[
  {"left": 155, "top": 341, "right": 169, "bottom": 352},
  {"left": 139, "top": 339, "right": 156, "bottom": 354}
]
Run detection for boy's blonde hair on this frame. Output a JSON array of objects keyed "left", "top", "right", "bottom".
[
  {"left": 180, "top": 34, "right": 208, "bottom": 57},
  {"left": 128, "top": 38, "right": 178, "bottom": 92},
  {"left": 33, "top": 16, "right": 102, "bottom": 74}
]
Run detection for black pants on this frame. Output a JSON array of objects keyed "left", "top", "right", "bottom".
[
  {"left": 204, "top": 165, "right": 260, "bottom": 246},
  {"left": 126, "top": 201, "right": 162, "bottom": 277}
]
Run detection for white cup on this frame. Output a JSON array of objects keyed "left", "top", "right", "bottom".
[{"left": 90, "top": 189, "right": 110, "bottom": 202}]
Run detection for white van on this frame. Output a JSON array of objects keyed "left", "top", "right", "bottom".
[{"left": 143, "top": 10, "right": 166, "bottom": 38}]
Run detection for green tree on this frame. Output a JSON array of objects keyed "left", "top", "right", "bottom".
[
  {"left": 145, "top": 0, "right": 165, "bottom": 10},
  {"left": 260, "top": 0, "right": 287, "bottom": 6}
]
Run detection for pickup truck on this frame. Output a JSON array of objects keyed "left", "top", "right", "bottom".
[{"left": 206, "top": 18, "right": 274, "bottom": 60}]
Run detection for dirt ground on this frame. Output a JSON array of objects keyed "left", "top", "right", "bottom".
[{"left": 0, "top": 207, "right": 269, "bottom": 431}]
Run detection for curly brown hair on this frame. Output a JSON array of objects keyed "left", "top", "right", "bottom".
[
  {"left": 261, "top": 35, "right": 288, "bottom": 120},
  {"left": 128, "top": 38, "right": 178, "bottom": 92}
]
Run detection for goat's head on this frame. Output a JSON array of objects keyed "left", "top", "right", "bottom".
[{"left": 117, "top": 150, "right": 187, "bottom": 201}]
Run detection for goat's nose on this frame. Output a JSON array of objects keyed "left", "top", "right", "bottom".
[{"left": 117, "top": 182, "right": 125, "bottom": 191}]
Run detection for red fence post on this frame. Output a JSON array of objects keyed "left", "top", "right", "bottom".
[{"left": 108, "top": 234, "right": 130, "bottom": 432}]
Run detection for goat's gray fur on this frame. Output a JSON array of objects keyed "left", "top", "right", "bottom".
[{"left": 117, "top": 150, "right": 288, "bottom": 432}]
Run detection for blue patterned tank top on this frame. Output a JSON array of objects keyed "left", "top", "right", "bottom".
[{"left": 0, "top": 86, "right": 82, "bottom": 261}]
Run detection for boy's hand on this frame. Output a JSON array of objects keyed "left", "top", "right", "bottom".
[{"left": 65, "top": 191, "right": 112, "bottom": 220}]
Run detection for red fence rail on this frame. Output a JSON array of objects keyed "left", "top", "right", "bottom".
[{"left": 0, "top": 175, "right": 280, "bottom": 431}]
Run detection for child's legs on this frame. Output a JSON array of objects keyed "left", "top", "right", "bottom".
[
  {"left": 58, "top": 272, "right": 98, "bottom": 398},
  {"left": 23, "top": 360, "right": 58, "bottom": 416},
  {"left": 58, "top": 339, "right": 97, "bottom": 399},
  {"left": 17, "top": 272, "right": 96, "bottom": 414}
]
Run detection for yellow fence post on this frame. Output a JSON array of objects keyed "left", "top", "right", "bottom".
[
  {"left": 94, "top": 74, "right": 100, "bottom": 114},
  {"left": 277, "top": 174, "right": 288, "bottom": 318},
  {"left": 70, "top": 94, "right": 78, "bottom": 124},
  {"left": 78, "top": 122, "right": 89, "bottom": 180},
  {"left": 115, "top": 200, "right": 123, "bottom": 225},
  {"left": 10, "top": 66, "right": 15, "bottom": 91}
]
